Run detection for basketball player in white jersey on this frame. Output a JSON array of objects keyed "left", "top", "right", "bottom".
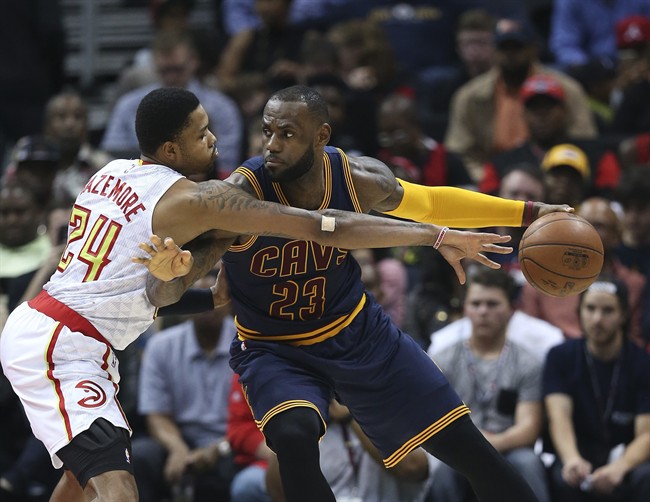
[{"left": 0, "top": 87, "right": 514, "bottom": 501}]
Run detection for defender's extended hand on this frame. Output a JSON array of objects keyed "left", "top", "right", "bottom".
[
  {"left": 437, "top": 230, "right": 512, "bottom": 284},
  {"left": 132, "top": 235, "right": 194, "bottom": 281}
]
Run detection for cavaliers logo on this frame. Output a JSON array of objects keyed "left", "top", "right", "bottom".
[
  {"left": 75, "top": 380, "right": 107, "bottom": 408},
  {"left": 562, "top": 250, "right": 589, "bottom": 270}
]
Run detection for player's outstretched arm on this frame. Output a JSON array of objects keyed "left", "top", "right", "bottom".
[
  {"left": 346, "top": 156, "right": 573, "bottom": 228},
  {"left": 158, "top": 179, "right": 512, "bottom": 252}
]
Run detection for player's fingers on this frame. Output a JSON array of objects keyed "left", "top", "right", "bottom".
[
  {"left": 481, "top": 244, "right": 513, "bottom": 255},
  {"left": 451, "top": 261, "right": 466, "bottom": 285},
  {"left": 131, "top": 257, "right": 150, "bottom": 265},
  {"left": 138, "top": 242, "right": 156, "bottom": 255},
  {"left": 149, "top": 235, "right": 163, "bottom": 247},
  {"left": 475, "top": 253, "right": 502, "bottom": 269},
  {"left": 163, "top": 236, "right": 177, "bottom": 249},
  {"left": 180, "top": 250, "right": 193, "bottom": 265}
]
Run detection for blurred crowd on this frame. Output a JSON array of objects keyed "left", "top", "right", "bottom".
[{"left": 1, "top": 0, "right": 649, "bottom": 501}]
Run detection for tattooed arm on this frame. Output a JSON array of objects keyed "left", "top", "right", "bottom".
[{"left": 141, "top": 232, "right": 234, "bottom": 307}]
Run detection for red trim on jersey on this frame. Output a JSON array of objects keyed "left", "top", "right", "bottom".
[
  {"left": 46, "top": 323, "right": 74, "bottom": 441},
  {"left": 29, "top": 290, "right": 111, "bottom": 348}
]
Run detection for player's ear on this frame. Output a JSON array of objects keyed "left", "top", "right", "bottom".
[
  {"left": 160, "top": 140, "right": 178, "bottom": 162},
  {"left": 316, "top": 123, "right": 331, "bottom": 148}
]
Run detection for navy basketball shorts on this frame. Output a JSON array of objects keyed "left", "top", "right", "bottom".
[{"left": 230, "top": 295, "right": 469, "bottom": 467}]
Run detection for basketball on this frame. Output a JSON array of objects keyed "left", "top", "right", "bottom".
[{"left": 518, "top": 212, "right": 604, "bottom": 297}]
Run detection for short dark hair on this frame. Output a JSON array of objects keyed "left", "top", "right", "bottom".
[
  {"left": 268, "top": 85, "right": 330, "bottom": 123},
  {"left": 135, "top": 87, "right": 199, "bottom": 156},
  {"left": 466, "top": 267, "right": 517, "bottom": 304}
]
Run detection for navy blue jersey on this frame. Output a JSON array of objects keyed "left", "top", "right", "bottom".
[{"left": 222, "top": 147, "right": 367, "bottom": 345}]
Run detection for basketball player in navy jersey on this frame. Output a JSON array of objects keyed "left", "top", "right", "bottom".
[
  {"left": 1, "top": 87, "right": 516, "bottom": 502},
  {"left": 141, "top": 86, "right": 573, "bottom": 502}
]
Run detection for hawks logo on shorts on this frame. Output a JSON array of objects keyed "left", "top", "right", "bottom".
[{"left": 75, "top": 380, "right": 107, "bottom": 408}]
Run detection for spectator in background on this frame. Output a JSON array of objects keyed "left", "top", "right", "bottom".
[
  {"left": 216, "top": 0, "right": 306, "bottom": 95},
  {"left": 2, "top": 136, "right": 61, "bottom": 210},
  {"left": 227, "top": 373, "right": 274, "bottom": 502},
  {"left": 420, "top": 8, "right": 496, "bottom": 141},
  {"left": 614, "top": 14, "right": 650, "bottom": 92},
  {"left": 326, "top": 18, "right": 400, "bottom": 100},
  {"left": 445, "top": 17, "right": 596, "bottom": 183},
  {"left": 0, "top": 180, "right": 50, "bottom": 332},
  {"left": 613, "top": 168, "right": 650, "bottom": 344},
  {"left": 479, "top": 74, "right": 620, "bottom": 200},
  {"left": 429, "top": 267, "right": 551, "bottom": 502},
  {"left": 377, "top": 93, "right": 473, "bottom": 189},
  {"left": 307, "top": 73, "right": 376, "bottom": 157},
  {"left": 102, "top": 30, "right": 243, "bottom": 177},
  {"left": 520, "top": 196, "right": 648, "bottom": 347},
  {"left": 611, "top": 15, "right": 650, "bottom": 135},
  {"left": 43, "top": 91, "right": 113, "bottom": 206},
  {"left": 490, "top": 163, "right": 547, "bottom": 282},
  {"left": 549, "top": 0, "right": 650, "bottom": 68},
  {"left": 132, "top": 272, "right": 236, "bottom": 502},
  {"left": 543, "top": 278, "right": 650, "bottom": 502},
  {"left": 567, "top": 57, "right": 619, "bottom": 135},
  {"left": 0, "top": 0, "right": 65, "bottom": 166},
  {"left": 540, "top": 144, "right": 592, "bottom": 207},
  {"left": 221, "top": 0, "right": 357, "bottom": 36}
]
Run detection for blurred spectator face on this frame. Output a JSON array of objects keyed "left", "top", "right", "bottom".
[
  {"left": 457, "top": 29, "right": 494, "bottom": 77},
  {"left": 254, "top": 0, "right": 291, "bottom": 27},
  {"left": 543, "top": 165, "right": 585, "bottom": 206},
  {"left": 579, "top": 286, "right": 626, "bottom": 346},
  {"left": 44, "top": 93, "right": 88, "bottom": 153},
  {"left": 499, "top": 168, "right": 544, "bottom": 202},
  {"left": 154, "top": 41, "right": 198, "bottom": 87},
  {"left": 0, "top": 183, "right": 44, "bottom": 248},
  {"left": 313, "top": 85, "right": 346, "bottom": 128},
  {"left": 464, "top": 282, "right": 513, "bottom": 340},
  {"left": 377, "top": 95, "right": 419, "bottom": 157},
  {"left": 523, "top": 96, "right": 567, "bottom": 144},
  {"left": 621, "top": 200, "right": 650, "bottom": 247},
  {"left": 577, "top": 198, "right": 621, "bottom": 251}
]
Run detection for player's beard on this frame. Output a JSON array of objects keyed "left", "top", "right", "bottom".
[{"left": 267, "top": 146, "right": 315, "bottom": 182}]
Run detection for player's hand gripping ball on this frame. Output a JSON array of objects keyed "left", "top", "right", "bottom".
[{"left": 518, "top": 212, "right": 604, "bottom": 297}]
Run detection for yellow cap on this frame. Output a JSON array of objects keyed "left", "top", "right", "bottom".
[{"left": 541, "top": 144, "right": 590, "bottom": 179}]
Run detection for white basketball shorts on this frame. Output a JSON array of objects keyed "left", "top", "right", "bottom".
[{"left": 0, "top": 295, "right": 130, "bottom": 469}]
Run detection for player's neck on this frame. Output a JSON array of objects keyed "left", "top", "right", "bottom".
[{"left": 280, "top": 161, "right": 326, "bottom": 210}]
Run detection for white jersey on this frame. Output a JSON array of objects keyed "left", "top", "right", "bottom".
[{"left": 44, "top": 159, "right": 183, "bottom": 349}]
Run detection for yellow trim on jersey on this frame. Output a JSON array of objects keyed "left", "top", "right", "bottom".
[
  {"left": 383, "top": 404, "right": 470, "bottom": 468},
  {"left": 383, "top": 179, "right": 525, "bottom": 228},
  {"left": 256, "top": 400, "right": 327, "bottom": 435},
  {"left": 228, "top": 167, "right": 262, "bottom": 252},
  {"left": 236, "top": 294, "right": 366, "bottom": 346},
  {"left": 234, "top": 166, "right": 264, "bottom": 200},
  {"left": 228, "top": 235, "right": 258, "bottom": 252},
  {"left": 337, "top": 148, "right": 363, "bottom": 213}
]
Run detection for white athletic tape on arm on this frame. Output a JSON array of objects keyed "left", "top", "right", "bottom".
[{"left": 321, "top": 215, "right": 336, "bottom": 232}]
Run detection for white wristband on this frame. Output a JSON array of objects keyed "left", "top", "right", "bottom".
[{"left": 321, "top": 215, "right": 336, "bottom": 232}]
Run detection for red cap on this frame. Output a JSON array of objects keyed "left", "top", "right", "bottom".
[
  {"left": 616, "top": 15, "right": 650, "bottom": 49},
  {"left": 520, "top": 74, "right": 565, "bottom": 103}
]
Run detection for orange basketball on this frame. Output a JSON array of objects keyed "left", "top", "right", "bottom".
[{"left": 518, "top": 212, "right": 604, "bottom": 297}]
